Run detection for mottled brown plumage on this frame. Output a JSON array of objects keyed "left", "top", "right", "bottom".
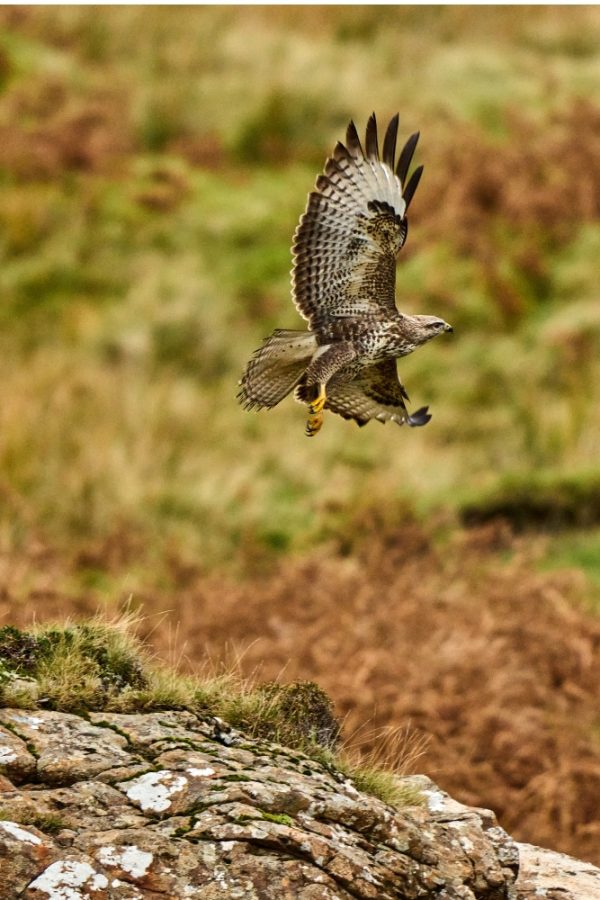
[{"left": 238, "top": 113, "right": 452, "bottom": 434}]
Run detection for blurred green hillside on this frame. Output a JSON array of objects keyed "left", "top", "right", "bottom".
[{"left": 1, "top": 5, "right": 600, "bottom": 596}]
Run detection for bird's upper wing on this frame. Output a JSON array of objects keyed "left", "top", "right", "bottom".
[
  {"left": 324, "top": 360, "right": 431, "bottom": 428},
  {"left": 291, "top": 113, "right": 423, "bottom": 330}
]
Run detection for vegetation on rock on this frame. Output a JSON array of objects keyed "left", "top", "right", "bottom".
[{"left": 0, "top": 619, "right": 420, "bottom": 809}]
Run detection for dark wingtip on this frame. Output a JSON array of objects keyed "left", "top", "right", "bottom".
[
  {"left": 382, "top": 113, "right": 399, "bottom": 168},
  {"left": 407, "top": 406, "right": 431, "bottom": 427},
  {"left": 403, "top": 164, "right": 424, "bottom": 211},
  {"left": 396, "top": 131, "right": 420, "bottom": 185},
  {"left": 365, "top": 112, "right": 379, "bottom": 161},
  {"left": 346, "top": 120, "right": 363, "bottom": 158}
]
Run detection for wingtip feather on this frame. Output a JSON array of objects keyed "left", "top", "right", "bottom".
[
  {"left": 403, "top": 164, "right": 424, "bottom": 210},
  {"left": 396, "top": 131, "right": 420, "bottom": 185},
  {"left": 382, "top": 113, "right": 399, "bottom": 168},
  {"left": 365, "top": 112, "right": 379, "bottom": 161},
  {"left": 346, "top": 120, "right": 363, "bottom": 158}
]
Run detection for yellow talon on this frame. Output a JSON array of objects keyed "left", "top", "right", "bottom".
[
  {"left": 305, "top": 410, "right": 324, "bottom": 437},
  {"left": 308, "top": 384, "right": 326, "bottom": 415}
]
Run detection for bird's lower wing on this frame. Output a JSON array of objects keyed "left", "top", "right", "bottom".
[{"left": 325, "top": 360, "right": 431, "bottom": 428}]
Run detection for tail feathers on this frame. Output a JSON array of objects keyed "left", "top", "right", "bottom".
[{"left": 238, "top": 329, "right": 317, "bottom": 411}]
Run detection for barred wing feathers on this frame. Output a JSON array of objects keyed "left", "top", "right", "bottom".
[
  {"left": 325, "top": 360, "right": 431, "bottom": 428},
  {"left": 291, "top": 113, "right": 423, "bottom": 330}
]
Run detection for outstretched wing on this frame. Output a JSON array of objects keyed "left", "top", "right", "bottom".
[
  {"left": 324, "top": 360, "right": 431, "bottom": 428},
  {"left": 292, "top": 113, "right": 423, "bottom": 332}
]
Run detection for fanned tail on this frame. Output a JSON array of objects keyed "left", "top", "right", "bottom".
[{"left": 238, "top": 329, "right": 317, "bottom": 411}]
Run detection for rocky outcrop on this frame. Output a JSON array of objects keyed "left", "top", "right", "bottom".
[
  {"left": 0, "top": 706, "right": 595, "bottom": 899},
  {"left": 0, "top": 707, "right": 519, "bottom": 899}
]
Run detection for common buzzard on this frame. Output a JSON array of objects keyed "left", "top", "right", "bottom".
[{"left": 238, "top": 113, "right": 452, "bottom": 436}]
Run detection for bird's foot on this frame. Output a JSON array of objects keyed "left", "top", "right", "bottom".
[
  {"left": 308, "top": 384, "right": 326, "bottom": 416},
  {"left": 305, "top": 410, "right": 324, "bottom": 437}
]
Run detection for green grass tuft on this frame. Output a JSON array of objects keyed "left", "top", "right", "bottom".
[
  {"left": 222, "top": 681, "right": 340, "bottom": 751},
  {"left": 261, "top": 811, "right": 295, "bottom": 827},
  {"left": 0, "top": 616, "right": 149, "bottom": 714},
  {"left": 348, "top": 768, "right": 425, "bottom": 809}
]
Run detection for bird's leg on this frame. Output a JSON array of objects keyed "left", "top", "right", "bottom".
[
  {"left": 301, "top": 343, "right": 357, "bottom": 437},
  {"left": 308, "top": 383, "right": 326, "bottom": 415},
  {"left": 308, "top": 384, "right": 327, "bottom": 416}
]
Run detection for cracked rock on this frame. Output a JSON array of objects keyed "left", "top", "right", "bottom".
[{"left": 0, "top": 706, "right": 594, "bottom": 898}]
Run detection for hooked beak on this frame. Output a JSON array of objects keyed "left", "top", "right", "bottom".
[{"left": 444, "top": 323, "right": 454, "bottom": 333}]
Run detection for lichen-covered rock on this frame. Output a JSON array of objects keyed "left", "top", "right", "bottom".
[
  {"left": 0, "top": 707, "right": 520, "bottom": 899},
  {"left": 0, "top": 821, "right": 55, "bottom": 895},
  {"left": 0, "top": 709, "right": 134, "bottom": 783},
  {"left": 515, "top": 842, "right": 600, "bottom": 899},
  {"left": 0, "top": 706, "right": 593, "bottom": 899},
  {"left": 0, "top": 723, "right": 36, "bottom": 782}
]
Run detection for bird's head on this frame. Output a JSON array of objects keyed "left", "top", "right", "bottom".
[{"left": 403, "top": 314, "right": 453, "bottom": 345}]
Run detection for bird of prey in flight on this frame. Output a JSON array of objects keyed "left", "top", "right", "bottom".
[{"left": 238, "top": 113, "right": 452, "bottom": 436}]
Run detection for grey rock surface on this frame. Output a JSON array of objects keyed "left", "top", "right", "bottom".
[
  {"left": 0, "top": 707, "right": 519, "bottom": 899},
  {"left": 0, "top": 707, "right": 595, "bottom": 898},
  {"left": 515, "top": 842, "right": 600, "bottom": 899}
]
